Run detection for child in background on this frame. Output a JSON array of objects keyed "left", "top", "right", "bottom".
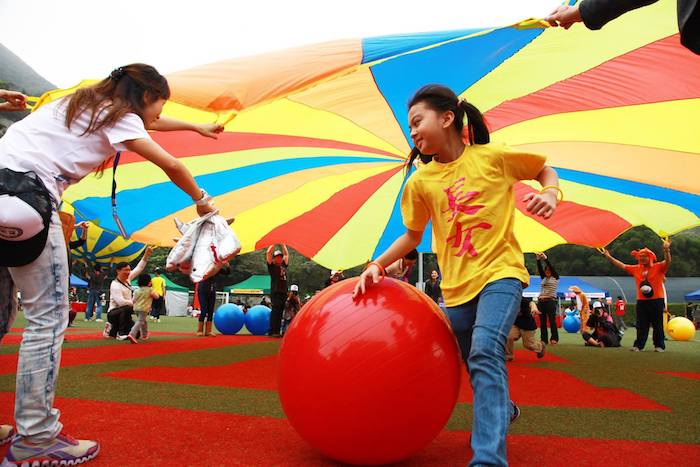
[
  {"left": 506, "top": 298, "right": 546, "bottom": 361},
  {"left": 128, "top": 274, "right": 159, "bottom": 344}
]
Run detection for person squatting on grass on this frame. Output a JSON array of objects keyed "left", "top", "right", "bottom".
[
  {"left": 106, "top": 249, "right": 153, "bottom": 340},
  {"left": 506, "top": 298, "right": 546, "bottom": 361},
  {"left": 0, "top": 64, "right": 220, "bottom": 466},
  {"left": 354, "top": 84, "right": 560, "bottom": 466}
]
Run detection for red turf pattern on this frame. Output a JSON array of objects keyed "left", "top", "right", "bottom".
[
  {"left": 256, "top": 166, "right": 403, "bottom": 255},
  {"left": 0, "top": 335, "right": 270, "bottom": 376},
  {"left": 485, "top": 34, "right": 700, "bottom": 132},
  {"left": 657, "top": 372, "right": 700, "bottom": 381},
  {"left": 103, "top": 354, "right": 280, "bottom": 391},
  {"left": 514, "top": 183, "right": 631, "bottom": 247},
  {"left": 0, "top": 393, "right": 697, "bottom": 466},
  {"left": 104, "top": 350, "right": 668, "bottom": 411}
]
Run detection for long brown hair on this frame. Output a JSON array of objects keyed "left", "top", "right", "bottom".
[
  {"left": 62, "top": 64, "right": 170, "bottom": 176},
  {"left": 405, "top": 84, "right": 489, "bottom": 172},
  {"left": 64, "top": 63, "right": 170, "bottom": 135}
]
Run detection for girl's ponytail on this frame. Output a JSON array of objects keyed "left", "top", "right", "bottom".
[{"left": 458, "top": 99, "right": 490, "bottom": 145}]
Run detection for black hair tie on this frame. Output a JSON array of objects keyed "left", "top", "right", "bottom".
[{"left": 110, "top": 67, "right": 126, "bottom": 81}]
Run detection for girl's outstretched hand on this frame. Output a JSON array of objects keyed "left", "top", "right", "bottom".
[
  {"left": 196, "top": 123, "right": 225, "bottom": 139},
  {"left": 352, "top": 264, "right": 382, "bottom": 299},
  {"left": 523, "top": 191, "right": 557, "bottom": 219}
]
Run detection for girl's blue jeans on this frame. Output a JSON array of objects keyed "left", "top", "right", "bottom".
[
  {"left": 0, "top": 211, "right": 67, "bottom": 442},
  {"left": 446, "top": 278, "right": 521, "bottom": 467}
]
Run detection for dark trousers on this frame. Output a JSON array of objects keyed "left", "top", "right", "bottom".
[
  {"left": 270, "top": 294, "right": 285, "bottom": 335},
  {"left": 634, "top": 298, "right": 665, "bottom": 350},
  {"left": 151, "top": 297, "right": 165, "bottom": 319},
  {"left": 198, "top": 287, "right": 215, "bottom": 323},
  {"left": 538, "top": 299, "right": 559, "bottom": 343},
  {"left": 108, "top": 305, "right": 134, "bottom": 337}
]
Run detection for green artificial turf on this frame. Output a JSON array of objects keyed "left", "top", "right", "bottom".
[{"left": 2, "top": 315, "right": 699, "bottom": 446}]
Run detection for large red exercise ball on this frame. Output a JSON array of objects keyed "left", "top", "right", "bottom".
[{"left": 278, "top": 277, "right": 461, "bottom": 465}]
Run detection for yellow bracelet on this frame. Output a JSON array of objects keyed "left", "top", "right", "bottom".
[{"left": 539, "top": 185, "right": 563, "bottom": 202}]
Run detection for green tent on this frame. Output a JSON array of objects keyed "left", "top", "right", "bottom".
[
  {"left": 224, "top": 275, "right": 270, "bottom": 295},
  {"left": 131, "top": 274, "right": 190, "bottom": 292}
]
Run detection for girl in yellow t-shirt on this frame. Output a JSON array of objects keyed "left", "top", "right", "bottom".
[{"left": 354, "top": 84, "right": 560, "bottom": 466}]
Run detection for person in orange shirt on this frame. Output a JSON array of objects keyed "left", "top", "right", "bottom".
[{"left": 600, "top": 240, "right": 671, "bottom": 352}]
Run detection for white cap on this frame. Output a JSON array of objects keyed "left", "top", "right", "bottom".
[
  {"left": 290, "top": 284, "right": 299, "bottom": 292},
  {"left": 273, "top": 250, "right": 283, "bottom": 257},
  {"left": 0, "top": 194, "right": 44, "bottom": 241},
  {"left": 592, "top": 301, "right": 603, "bottom": 308},
  {"left": 331, "top": 269, "right": 342, "bottom": 276}
]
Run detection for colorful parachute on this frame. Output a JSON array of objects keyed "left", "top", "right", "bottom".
[
  {"left": 39, "top": 0, "right": 698, "bottom": 269},
  {"left": 63, "top": 204, "right": 146, "bottom": 266}
]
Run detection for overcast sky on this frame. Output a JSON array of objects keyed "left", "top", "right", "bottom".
[{"left": 0, "top": 0, "right": 558, "bottom": 88}]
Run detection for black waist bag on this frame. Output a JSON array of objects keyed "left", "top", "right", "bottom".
[{"left": 0, "top": 168, "right": 53, "bottom": 267}]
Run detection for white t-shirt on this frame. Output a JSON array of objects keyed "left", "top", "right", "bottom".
[{"left": 0, "top": 98, "right": 150, "bottom": 203}]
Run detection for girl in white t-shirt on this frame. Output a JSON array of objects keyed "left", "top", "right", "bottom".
[{"left": 0, "top": 64, "right": 219, "bottom": 466}]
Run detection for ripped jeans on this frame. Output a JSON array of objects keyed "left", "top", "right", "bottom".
[{"left": 0, "top": 211, "right": 67, "bottom": 442}]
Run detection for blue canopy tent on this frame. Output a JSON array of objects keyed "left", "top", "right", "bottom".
[
  {"left": 685, "top": 288, "right": 700, "bottom": 301},
  {"left": 70, "top": 274, "right": 88, "bottom": 289},
  {"left": 523, "top": 276, "right": 609, "bottom": 299}
]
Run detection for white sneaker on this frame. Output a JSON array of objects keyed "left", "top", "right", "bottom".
[
  {"left": 3, "top": 432, "right": 99, "bottom": 465},
  {"left": 654, "top": 347, "right": 665, "bottom": 352},
  {"left": 630, "top": 347, "right": 641, "bottom": 352},
  {"left": 95, "top": 318, "right": 103, "bottom": 322},
  {"left": 116, "top": 335, "right": 128, "bottom": 341}
]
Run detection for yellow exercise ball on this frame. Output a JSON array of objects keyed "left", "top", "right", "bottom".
[{"left": 667, "top": 317, "right": 696, "bottom": 341}]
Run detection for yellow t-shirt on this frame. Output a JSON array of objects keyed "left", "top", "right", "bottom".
[
  {"left": 151, "top": 276, "right": 166, "bottom": 297},
  {"left": 401, "top": 143, "right": 546, "bottom": 307}
]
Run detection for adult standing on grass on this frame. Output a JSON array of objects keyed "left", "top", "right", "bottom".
[
  {"left": 614, "top": 295, "right": 628, "bottom": 331},
  {"left": 0, "top": 64, "right": 219, "bottom": 466},
  {"left": 150, "top": 267, "right": 166, "bottom": 322},
  {"left": 536, "top": 252, "right": 560, "bottom": 345},
  {"left": 85, "top": 263, "right": 106, "bottom": 322},
  {"left": 266, "top": 244, "right": 289, "bottom": 338},
  {"left": 600, "top": 241, "right": 671, "bottom": 352}
]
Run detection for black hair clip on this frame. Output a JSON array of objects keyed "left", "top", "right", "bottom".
[{"left": 110, "top": 67, "right": 126, "bottom": 81}]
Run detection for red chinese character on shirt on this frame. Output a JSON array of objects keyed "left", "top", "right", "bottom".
[{"left": 443, "top": 178, "right": 492, "bottom": 257}]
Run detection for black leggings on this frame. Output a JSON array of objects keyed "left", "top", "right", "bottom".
[
  {"left": 108, "top": 305, "right": 134, "bottom": 337},
  {"left": 198, "top": 287, "right": 215, "bottom": 323},
  {"left": 538, "top": 299, "right": 559, "bottom": 343}
]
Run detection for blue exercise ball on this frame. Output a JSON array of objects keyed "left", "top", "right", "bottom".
[
  {"left": 563, "top": 315, "right": 581, "bottom": 333},
  {"left": 246, "top": 305, "right": 271, "bottom": 335},
  {"left": 213, "top": 303, "right": 245, "bottom": 335}
]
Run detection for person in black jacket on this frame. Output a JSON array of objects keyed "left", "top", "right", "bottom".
[{"left": 546, "top": 0, "right": 699, "bottom": 54}]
